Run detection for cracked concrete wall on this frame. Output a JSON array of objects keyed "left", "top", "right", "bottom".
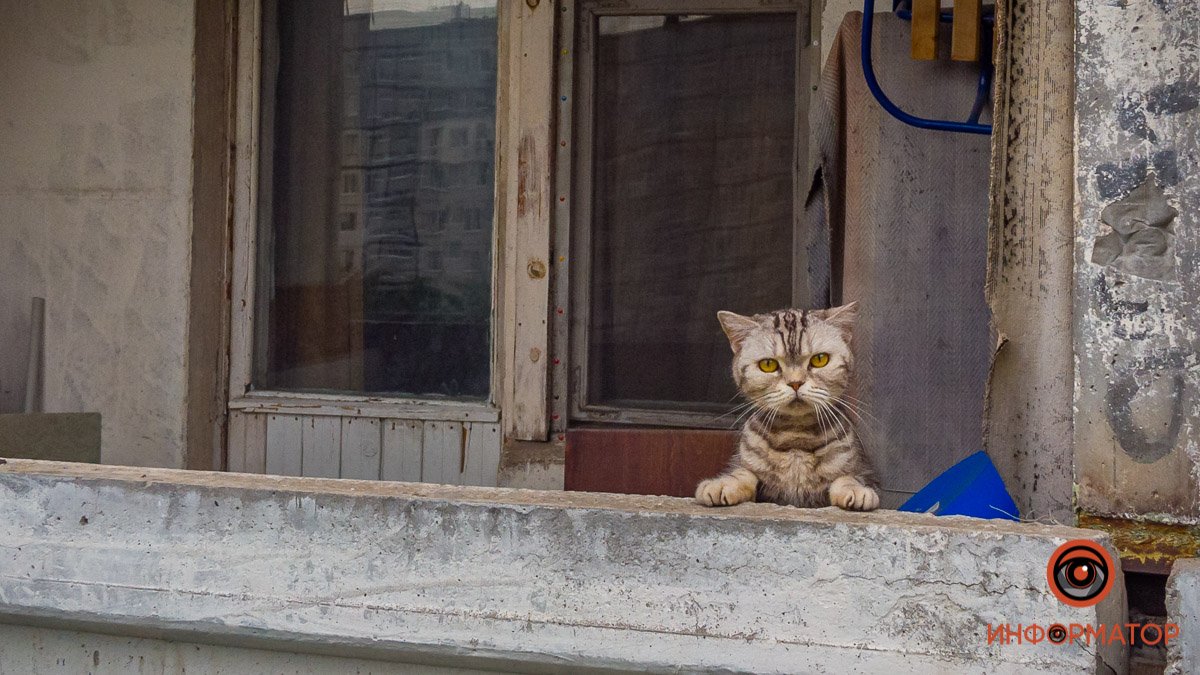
[
  {"left": 1166, "top": 558, "right": 1200, "bottom": 674},
  {"left": 0, "top": 461, "right": 1128, "bottom": 673},
  {"left": 1075, "top": 0, "right": 1200, "bottom": 522},
  {"left": 0, "top": 0, "right": 196, "bottom": 468}
]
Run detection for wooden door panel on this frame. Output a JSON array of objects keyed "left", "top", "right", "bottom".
[{"left": 565, "top": 428, "right": 738, "bottom": 498}]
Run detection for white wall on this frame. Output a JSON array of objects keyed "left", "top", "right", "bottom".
[
  {"left": 0, "top": 0, "right": 196, "bottom": 467},
  {"left": 823, "top": 0, "right": 865, "bottom": 63}
]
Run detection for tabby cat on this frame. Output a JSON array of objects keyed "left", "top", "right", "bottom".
[{"left": 695, "top": 304, "right": 880, "bottom": 511}]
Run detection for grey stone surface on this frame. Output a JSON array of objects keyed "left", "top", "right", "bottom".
[
  {"left": 1167, "top": 558, "right": 1200, "bottom": 674},
  {"left": 0, "top": 460, "right": 1127, "bottom": 673},
  {"left": 1075, "top": 0, "right": 1200, "bottom": 521},
  {"left": 0, "top": 624, "right": 488, "bottom": 675}
]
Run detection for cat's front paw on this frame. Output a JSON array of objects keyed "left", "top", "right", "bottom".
[
  {"left": 829, "top": 479, "right": 879, "bottom": 511},
  {"left": 695, "top": 476, "right": 755, "bottom": 507}
]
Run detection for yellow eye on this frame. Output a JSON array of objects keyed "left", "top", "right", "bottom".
[
  {"left": 810, "top": 353, "right": 830, "bottom": 368},
  {"left": 757, "top": 358, "right": 779, "bottom": 373}
]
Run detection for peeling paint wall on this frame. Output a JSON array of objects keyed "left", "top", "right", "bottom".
[
  {"left": 1075, "top": 0, "right": 1200, "bottom": 522},
  {"left": 985, "top": 0, "right": 1076, "bottom": 524},
  {"left": 0, "top": 0, "right": 196, "bottom": 467}
]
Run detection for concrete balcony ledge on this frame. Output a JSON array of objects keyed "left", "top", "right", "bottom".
[{"left": 0, "top": 460, "right": 1125, "bottom": 673}]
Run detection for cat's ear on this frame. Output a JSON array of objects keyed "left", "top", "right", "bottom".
[
  {"left": 822, "top": 301, "right": 859, "bottom": 330},
  {"left": 717, "top": 311, "right": 758, "bottom": 351}
]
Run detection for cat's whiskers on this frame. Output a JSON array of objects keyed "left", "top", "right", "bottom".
[
  {"left": 833, "top": 407, "right": 854, "bottom": 438},
  {"left": 832, "top": 395, "right": 881, "bottom": 426},
  {"left": 731, "top": 396, "right": 771, "bottom": 430},
  {"left": 827, "top": 401, "right": 859, "bottom": 439},
  {"left": 764, "top": 404, "right": 781, "bottom": 435},
  {"left": 831, "top": 392, "right": 881, "bottom": 420},
  {"left": 838, "top": 403, "right": 878, "bottom": 427},
  {"left": 812, "top": 399, "right": 832, "bottom": 441},
  {"left": 716, "top": 397, "right": 762, "bottom": 424},
  {"left": 833, "top": 391, "right": 871, "bottom": 406},
  {"left": 730, "top": 407, "right": 755, "bottom": 430},
  {"left": 712, "top": 391, "right": 752, "bottom": 417},
  {"left": 748, "top": 404, "right": 775, "bottom": 433},
  {"left": 808, "top": 391, "right": 852, "bottom": 439},
  {"left": 818, "top": 399, "right": 849, "bottom": 439}
]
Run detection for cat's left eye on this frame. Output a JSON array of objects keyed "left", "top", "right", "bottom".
[
  {"left": 809, "top": 353, "right": 830, "bottom": 368},
  {"left": 757, "top": 358, "right": 779, "bottom": 373}
]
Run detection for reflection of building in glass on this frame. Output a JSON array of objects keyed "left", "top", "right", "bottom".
[
  {"left": 340, "top": 5, "right": 494, "bottom": 315},
  {"left": 338, "top": 3, "right": 496, "bottom": 396}
]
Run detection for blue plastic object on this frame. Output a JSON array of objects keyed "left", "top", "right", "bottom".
[
  {"left": 898, "top": 451, "right": 1020, "bottom": 521},
  {"left": 861, "top": 0, "right": 994, "bottom": 135}
]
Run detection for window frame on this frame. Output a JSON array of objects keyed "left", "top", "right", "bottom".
[
  {"left": 227, "top": 0, "right": 507, "bottom": 422},
  {"left": 563, "top": 0, "right": 821, "bottom": 430}
]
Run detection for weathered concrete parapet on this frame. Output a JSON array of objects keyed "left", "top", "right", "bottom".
[
  {"left": 1167, "top": 558, "right": 1200, "bottom": 674},
  {"left": 0, "top": 460, "right": 1125, "bottom": 673}
]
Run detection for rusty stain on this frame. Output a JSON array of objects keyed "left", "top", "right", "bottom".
[
  {"left": 530, "top": 347, "right": 542, "bottom": 363},
  {"left": 526, "top": 0, "right": 539, "bottom": 8},
  {"left": 527, "top": 259, "right": 547, "bottom": 279},
  {"left": 1078, "top": 513, "right": 1200, "bottom": 571}
]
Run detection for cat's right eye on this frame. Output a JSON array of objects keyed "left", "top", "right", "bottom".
[{"left": 757, "top": 358, "right": 779, "bottom": 373}]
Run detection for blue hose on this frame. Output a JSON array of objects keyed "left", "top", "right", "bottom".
[{"left": 860, "top": 0, "right": 994, "bottom": 135}]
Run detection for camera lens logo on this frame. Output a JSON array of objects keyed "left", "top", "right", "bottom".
[{"left": 1047, "top": 540, "right": 1114, "bottom": 607}]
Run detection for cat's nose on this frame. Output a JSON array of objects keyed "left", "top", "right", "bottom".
[{"left": 787, "top": 381, "right": 803, "bottom": 391}]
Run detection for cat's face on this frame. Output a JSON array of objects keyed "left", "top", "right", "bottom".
[{"left": 718, "top": 304, "right": 857, "bottom": 414}]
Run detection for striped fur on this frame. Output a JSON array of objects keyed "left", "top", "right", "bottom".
[{"left": 696, "top": 304, "right": 880, "bottom": 510}]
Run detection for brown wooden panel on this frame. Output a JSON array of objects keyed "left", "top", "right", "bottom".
[
  {"left": 911, "top": 0, "right": 940, "bottom": 60},
  {"left": 951, "top": 0, "right": 982, "bottom": 62},
  {"left": 565, "top": 428, "right": 738, "bottom": 498},
  {"left": 0, "top": 413, "right": 101, "bottom": 463}
]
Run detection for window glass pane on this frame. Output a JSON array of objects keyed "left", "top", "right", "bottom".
[
  {"left": 587, "top": 14, "right": 796, "bottom": 413},
  {"left": 259, "top": 0, "right": 497, "bottom": 399}
]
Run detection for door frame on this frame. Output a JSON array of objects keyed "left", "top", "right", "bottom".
[{"left": 560, "top": 0, "right": 822, "bottom": 431}]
